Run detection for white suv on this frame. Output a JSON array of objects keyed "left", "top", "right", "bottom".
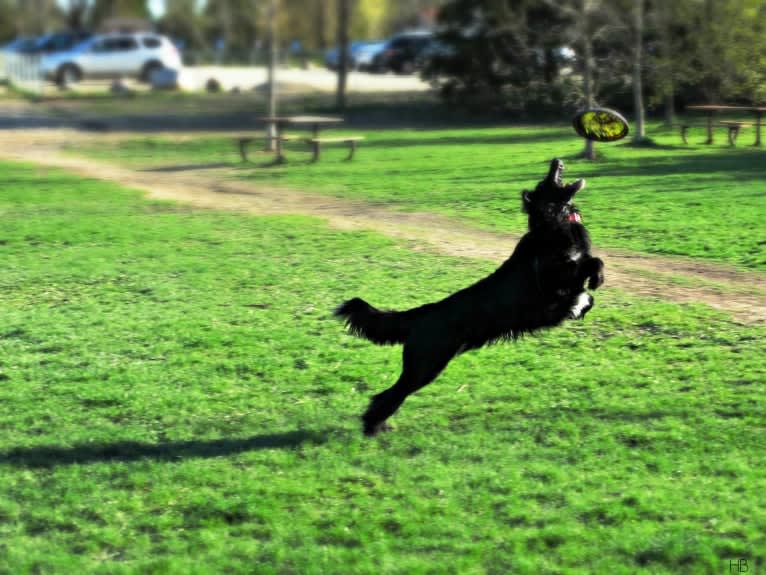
[{"left": 41, "top": 33, "right": 182, "bottom": 87}]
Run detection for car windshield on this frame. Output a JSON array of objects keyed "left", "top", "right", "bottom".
[{"left": 34, "top": 32, "right": 91, "bottom": 53}]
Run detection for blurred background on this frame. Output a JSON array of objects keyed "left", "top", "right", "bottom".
[{"left": 0, "top": 0, "right": 764, "bottom": 124}]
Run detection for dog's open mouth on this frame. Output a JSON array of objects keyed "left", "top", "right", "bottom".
[{"left": 549, "top": 159, "right": 585, "bottom": 195}]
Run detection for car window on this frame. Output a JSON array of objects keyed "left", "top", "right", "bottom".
[
  {"left": 143, "top": 37, "right": 161, "bottom": 49},
  {"left": 96, "top": 37, "right": 138, "bottom": 52}
]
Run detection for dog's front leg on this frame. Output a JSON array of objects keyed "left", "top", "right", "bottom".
[{"left": 580, "top": 257, "right": 604, "bottom": 290}]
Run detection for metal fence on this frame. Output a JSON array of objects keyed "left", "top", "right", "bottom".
[{"left": 0, "top": 52, "right": 45, "bottom": 95}]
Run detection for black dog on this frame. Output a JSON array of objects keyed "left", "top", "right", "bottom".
[{"left": 335, "top": 159, "right": 604, "bottom": 436}]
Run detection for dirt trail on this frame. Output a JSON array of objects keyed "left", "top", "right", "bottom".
[{"left": 1, "top": 129, "right": 765, "bottom": 325}]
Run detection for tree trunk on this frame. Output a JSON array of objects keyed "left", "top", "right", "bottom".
[
  {"left": 267, "top": 0, "right": 278, "bottom": 151},
  {"left": 631, "top": 0, "right": 646, "bottom": 142},
  {"left": 664, "top": 92, "right": 674, "bottom": 128},
  {"left": 316, "top": 0, "right": 327, "bottom": 51},
  {"left": 659, "top": 1, "right": 674, "bottom": 127},
  {"left": 336, "top": 0, "right": 350, "bottom": 110},
  {"left": 582, "top": 29, "right": 595, "bottom": 160}
]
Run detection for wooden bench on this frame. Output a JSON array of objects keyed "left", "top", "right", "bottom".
[
  {"left": 307, "top": 136, "right": 365, "bottom": 162},
  {"left": 235, "top": 135, "right": 300, "bottom": 162},
  {"left": 678, "top": 124, "right": 706, "bottom": 145},
  {"left": 719, "top": 121, "right": 752, "bottom": 146}
]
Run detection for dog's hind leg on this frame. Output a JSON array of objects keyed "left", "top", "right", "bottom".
[{"left": 362, "top": 341, "right": 457, "bottom": 436}]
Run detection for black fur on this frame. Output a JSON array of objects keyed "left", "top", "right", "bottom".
[{"left": 335, "top": 159, "right": 604, "bottom": 436}]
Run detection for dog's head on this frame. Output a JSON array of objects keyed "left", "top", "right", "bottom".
[{"left": 522, "top": 159, "right": 585, "bottom": 229}]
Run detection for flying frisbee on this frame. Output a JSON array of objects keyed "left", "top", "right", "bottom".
[{"left": 573, "top": 107, "right": 630, "bottom": 142}]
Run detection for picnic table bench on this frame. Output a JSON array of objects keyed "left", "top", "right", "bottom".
[
  {"left": 308, "top": 136, "right": 364, "bottom": 161},
  {"left": 236, "top": 115, "right": 364, "bottom": 163},
  {"left": 718, "top": 120, "right": 752, "bottom": 146},
  {"left": 685, "top": 105, "right": 765, "bottom": 146}
]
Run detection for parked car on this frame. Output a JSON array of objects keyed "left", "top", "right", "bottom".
[
  {"left": 354, "top": 41, "right": 386, "bottom": 71},
  {"left": 324, "top": 40, "right": 383, "bottom": 70},
  {"left": 40, "top": 33, "right": 182, "bottom": 87},
  {"left": 2, "top": 36, "right": 39, "bottom": 54},
  {"left": 33, "top": 31, "right": 92, "bottom": 54},
  {"left": 372, "top": 31, "right": 434, "bottom": 74}
]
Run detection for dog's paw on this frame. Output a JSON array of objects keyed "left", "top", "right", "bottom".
[
  {"left": 588, "top": 270, "right": 604, "bottom": 290},
  {"left": 362, "top": 419, "right": 393, "bottom": 437},
  {"left": 587, "top": 258, "right": 605, "bottom": 290},
  {"left": 568, "top": 292, "right": 594, "bottom": 320}
]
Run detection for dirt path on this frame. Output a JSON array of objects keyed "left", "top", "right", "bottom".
[{"left": 1, "top": 129, "right": 765, "bottom": 325}]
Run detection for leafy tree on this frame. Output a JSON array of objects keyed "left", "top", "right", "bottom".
[
  {"left": 13, "top": 0, "right": 58, "bottom": 35},
  {"left": 159, "top": 0, "right": 205, "bottom": 50},
  {"left": 57, "top": 0, "right": 89, "bottom": 31},
  {"left": 695, "top": 0, "right": 766, "bottom": 104},
  {"left": 89, "top": 0, "right": 150, "bottom": 28},
  {"left": 0, "top": 0, "right": 17, "bottom": 42},
  {"left": 203, "top": 0, "right": 260, "bottom": 61},
  {"left": 425, "top": 0, "right": 570, "bottom": 114}
]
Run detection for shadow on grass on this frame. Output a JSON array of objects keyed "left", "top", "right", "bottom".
[
  {"left": 1, "top": 429, "right": 331, "bottom": 468},
  {"left": 364, "top": 130, "right": 572, "bottom": 149}
]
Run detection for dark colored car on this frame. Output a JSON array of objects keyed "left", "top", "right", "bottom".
[{"left": 372, "top": 31, "right": 434, "bottom": 74}]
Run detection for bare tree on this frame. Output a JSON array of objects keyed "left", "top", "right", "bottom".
[
  {"left": 60, "top": 0, "right": 90, "bottom": 31},
  {"left": 631, "top": 0, "right": 645, "bottom": 142},
  {"left": 267, "top": 0, "right": 279, "bottom": 151}
]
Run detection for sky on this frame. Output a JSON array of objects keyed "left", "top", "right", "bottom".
[
  {"left": 148, "top": 0, "right": 164, "bottom": 17},
  {"left": 54, "top": 1, "right": 172, "bottom": 19}
]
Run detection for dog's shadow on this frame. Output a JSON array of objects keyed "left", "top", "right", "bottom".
[{"left": 1, "top": 429, "right": 332, "bottom": 468}]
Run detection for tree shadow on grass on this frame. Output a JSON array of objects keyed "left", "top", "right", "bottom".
[{"left": 1, "top": 429, "right": 332, "bottom": 468}]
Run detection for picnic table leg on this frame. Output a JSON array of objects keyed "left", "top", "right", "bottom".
[
  {"left": 705, "top": 111, "right": 714, "bottom": 144},
  {"left": 238, "top": 139, "right": 249, "bottom": 162},
  {"left": 310, "top": 124, "right": 321, "bottom": 162},
  {"left": 754, "top": 112, "right": 762, "bottom": 146},
  {"left": 275, "top": 122, "right": 286, "bottom": 163}
]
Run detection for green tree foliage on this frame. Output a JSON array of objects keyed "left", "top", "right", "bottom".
[
  {"left": 59, "top": 0, "right": 90, "bottom": 31},
  {"left": 89, "top": 0, "right": 150, "bottom": 28},
  {"left": 202, "top": 0, "right": 260, "bottom": 60},
  {"left": 11, "top": 0, "right": 58, "bottom": 35},
  {"left": 429, "top": 0, "right": 766, "bottom": 117},
  {"left": 158, "top": 0, "right": 205, "bottom": 50},
  {"left": 424, "top": 0, "right": 573, "bottom": 114},
  {"left": 693, "top": 0, "right": 766, "bottom": 103},
  {"left": 352, "top": 0, "right": 389, "bottom": 41},
  {"left": 0, "top": 0, "right": 17, "bottom": 42}
]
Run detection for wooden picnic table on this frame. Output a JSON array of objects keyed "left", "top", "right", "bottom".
[
  {"left": 261, "top": 115, "right": 343, "bottom": 161},
  {"left": 686, "top": 105, "right": 766, "bottom": 146}
]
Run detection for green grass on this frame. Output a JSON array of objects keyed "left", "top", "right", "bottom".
[
  {"left": 1, "top": 161, "right": 765, "bottom": 574},
  {"left": 72, "top": 123, "right": 766, "bottom": 270}
]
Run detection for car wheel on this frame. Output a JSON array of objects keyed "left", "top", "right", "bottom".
[
  {"left": 140, "top": 61, "right": 164, "bottom": 83},
  {"left": 56, "top": 64, "right": 81, "bottom": 89},
  {"left": 400, "top": 61, "right": 415, "bottom": 75}
]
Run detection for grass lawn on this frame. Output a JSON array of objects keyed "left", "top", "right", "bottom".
[
  {"left": 1, "top": 161, "right": 764, "bottom": 574},
  {"left": 72, "top": 123, "right": 766, "bottom": 271}
]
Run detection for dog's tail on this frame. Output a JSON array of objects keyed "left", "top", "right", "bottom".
[{"left": 334, "top": 297, "right": 420, "bottom": 345}]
